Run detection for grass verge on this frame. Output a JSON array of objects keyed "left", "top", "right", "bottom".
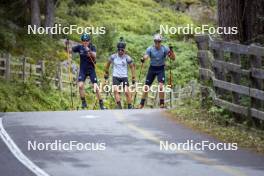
[{"left": 166, "top": 98, "right": 264, "bottom": 154}]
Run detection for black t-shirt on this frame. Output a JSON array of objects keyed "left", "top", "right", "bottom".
[{"left": 72, "top": 44, "right": 96, "bottom": 70}]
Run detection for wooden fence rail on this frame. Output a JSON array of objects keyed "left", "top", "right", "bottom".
[
  {"left": 0, "top": 53, "right": 78, "bottom": 91},
  {"left": 195, "top": 34, "right": 264, "bottom": 121},
  {"left": 0, "top": 52, "right": 198, "bottom": 109}
]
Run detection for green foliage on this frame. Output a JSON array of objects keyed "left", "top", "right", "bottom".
[
  {"left": 0, "top": 25, "right": 16, "bottom": 52},
  {"left": 58, "top": 0, "right": 193, "bottom": 35},
  {"left": 57, "top": 0, "right": 199, "bottom": 86},
  {"left": 155, "top": 0, "right": 216, "bottom": 7},
  {"left": 208, "top": 105, "right": 233, "bottom": 125},
  {"left": 200, "top": 0, "right": 216, "bottom": 7},
  {"left": 16, "top": 33, "right": 65, "bottom": 61},
  {"left": 93, "top": 25, "right": 118, "bottom": 60},
  {"left": 0, "top": 80, "right": 72, "bottom": 112},
  {"left": 72, "top": 0, "right": 106, "bottom": 5},
  {"left": 0, "top": 0, "right": 30, "bottom": 26},
  {"left": 0, "top": 0, "right": 203, "bottom": 111},
  {"left": 165, "top": 40, "right": 198, "bottom": 85},
  {"left": 0, "top": 21, "right": 66, "bottom": 62}
]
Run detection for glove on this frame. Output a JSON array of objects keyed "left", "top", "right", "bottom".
[
  {"left": 104, "top": 72, "right": 109, "bottom": 80},
  {"left": 132, "top": 77, "right": 136, "bottom": 85},
  {"left": 84, "top": 46, "right": 90, "bottom": 52},
  {"left": 140, "top": 58, "right": 145, "bottom": 63},
  {"left": 168, "top": 50, "right": 173, "bottom": 57}
]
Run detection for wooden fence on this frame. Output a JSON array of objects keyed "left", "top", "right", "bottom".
[
  {"left": 0, "top": 53, "right": 78, "bottom": 90},
  {"left": 0, "top": 52, "right": 198, "bottom": 109},
  {"left": 195, "top": 34, "right": 264, "bottom": 121},
  {"left": 137, "top": 80, "right": 198, "bottom": 108}
]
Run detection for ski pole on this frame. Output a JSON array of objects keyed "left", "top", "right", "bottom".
[
  {"left": 133, "top": 59, "right": 144, "bottom": 107},
  {"left": 93, "top": 97, "right": 98, "bottom": 110},
  {"left": 105, "top": 78, "right": 115, "bottom": 102},
  {"left": 66, "top": 39, "right": 74, "bottom": 110},
  {"left": 104, "top": 78, "right": 115, "bottom": 109},
  {"left": 85, "top": 45, "right": 98, "bottom": 109},
  {"left": 169, "top": 44, "right": 174, "bottom": 108}
]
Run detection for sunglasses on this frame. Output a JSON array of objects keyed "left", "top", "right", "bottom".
[
  {"left": 82, "top": 40, "right": 90, "bottom": 42},
  {"left": 154, "top": 40, "right": 161, "bottom": 43},
  {"left": 118, "top": 48, "right": 125, "bottom": 52}
]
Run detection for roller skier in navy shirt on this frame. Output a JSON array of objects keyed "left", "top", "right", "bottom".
[{"left": 72, "top": 33, "right": 106, "bottom": 109}]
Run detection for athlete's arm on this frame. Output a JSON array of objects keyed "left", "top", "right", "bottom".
[
  {"left": 141, "top": 47, "right": 151, "bottom": 62},
  {"left": 86, "top": 45, "right": 97, "bottom": 63},
  {"left": 129, "top": 63, "right": 136, "bottom": 81},
  {"left": 167, "top": 46, "right": 176, "bottom": 60},
  {"left": 71, "top": 45, "right": 79, "bottom": 53},
  {"left": 105, "top": 61, "right": 111, "bottom": 73},
  {"left": 168, "top": 51, "right": 176, "bottom": 60},
  {"left": 142, "top": 54, "right": 149, "bottom": 61},
  {"left": 104, "top": 60, "right": 111, "bottom": 79},
  {"left": 88, "top": 51, "right": 96, "bottom": 60}
]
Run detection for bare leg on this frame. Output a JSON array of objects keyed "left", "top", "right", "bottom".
[
  {"left": 139, "top": 85, "right": 149, "bottom": 108},
  {"left": 159, "top": 82, "right": 165, "bottom": 107},
  {"left": 159, "top": 82, "right": 165, "bottom": 99},
  {"left": 125, "top": 86, "right": 132, "bottom": 104},
  {"left": 78, "top": 81, "right": 85, "bottom": 98},
  {"left": 79, "top": 81, "right": 87, "bottom": 108},
  {"left": 114, "top": 86, "right": 121, "bottom": 103},
  {"left": 93, "top": 83, "right": 106, "bottom": 109},
  {"left": 93, "top": 83, "right": 102, "bottom": 100},
  {"left": 114, "top": 85, "right": 122, "bottom": 109}
]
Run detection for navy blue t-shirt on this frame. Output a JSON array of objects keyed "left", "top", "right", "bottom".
[{"left": 72, "top": 44, "right": 96, "bottom": 71}]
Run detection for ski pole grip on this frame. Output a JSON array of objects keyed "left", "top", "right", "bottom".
[{"left": 169, "top": 45, "right": 173, "bottom": 51}]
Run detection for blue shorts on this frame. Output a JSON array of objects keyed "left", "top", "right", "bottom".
[
  {"left": 145, "top": 65, "right": 165, "bottom": 86},
  {"left": 78, "top": 68, "right": 97, "bottom": 84}
]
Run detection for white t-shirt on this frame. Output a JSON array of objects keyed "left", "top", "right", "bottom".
[{"left": 109, "top": 53, "right": 133, "bottom": 78}]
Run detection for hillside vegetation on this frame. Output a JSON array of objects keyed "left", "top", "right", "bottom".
[{"left": 0, "top": 0, "right": 215, "bottom": 111}]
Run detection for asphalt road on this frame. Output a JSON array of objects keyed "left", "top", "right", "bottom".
[{"left": 0, "top": 110, "right": 264, "bottom": 176}]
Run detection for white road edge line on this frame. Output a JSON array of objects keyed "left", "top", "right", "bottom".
[{"left": 0, "top": 118, "right": 50, "bottom": 176}]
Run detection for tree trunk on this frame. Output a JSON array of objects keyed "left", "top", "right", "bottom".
[
  {"left": 218, "top": 0, "right": 244, "bottom": 42},
  {"left": 45, "top": 0, "right": 55, "bottom": 36},
  {"left": 218, "top": 0, "right": 264, "bottom": 44},
  {"left": 243, "top": 0, "right": 264, "bottom": 44},
  {"left": 30, "top": 0, "right": 41, "bottom": 28}
]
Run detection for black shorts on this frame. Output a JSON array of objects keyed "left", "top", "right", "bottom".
[
  {"left": 78, "top": 68, "right": 97, "bottom": 84},
  {"left": 145, "top": 65, "right": 165, "bottom": 86},
  {"left": 113, "top": 77, "right": 129, "bottom": 87}
]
